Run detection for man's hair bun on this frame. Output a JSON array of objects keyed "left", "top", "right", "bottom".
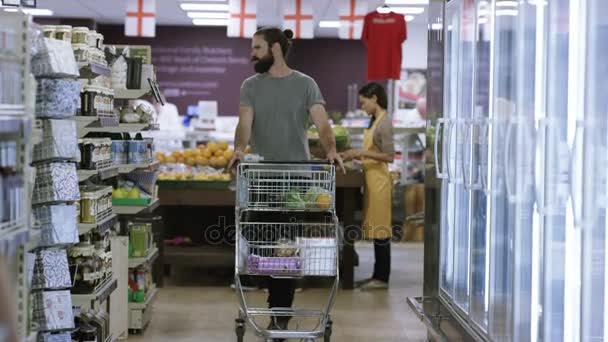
[{"left": 283, "top": 29, "right": 294, "bottom": 39}]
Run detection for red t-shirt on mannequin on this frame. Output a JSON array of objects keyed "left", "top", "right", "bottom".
[{"left": 362, "top": 11, "right": 407, "bottom": 80}]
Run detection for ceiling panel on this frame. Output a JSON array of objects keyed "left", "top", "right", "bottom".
[{"left": 34, "top": 0, "right": 428, "bottom": 37}]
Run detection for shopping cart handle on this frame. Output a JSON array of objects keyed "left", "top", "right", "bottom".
[{"left": 258, "top": 160, "right": 333, "bottom": 165}]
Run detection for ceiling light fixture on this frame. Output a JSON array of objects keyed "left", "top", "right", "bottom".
[
  {"left": 496, "top": 1, "right": 518, "bottom": 7},
  {"left": 496, "top": 9, "right": 518, "bottom": 16},
  {"left": 405, "top": 15, "right": 415, "bottom": 21},
  {"left": 180, "top": 3, "right": 229, "bottom": 11},
  {"left": 3, "top": 7, "right": 54, "bottom": 16},
  {"left": 385, "top": 0, "right": 429, "bottom": 4},
  {"left": 430, "top": 23, "right": 442, "bottom": 30},
  {"left": 187, "top": 11, "right": 229, "bottom": 19},
  {"left": 192, "top": 18, "right": 229, "bottom": 26},
  {"left": 389, "top": 6, "right": 425, "bottom": 14},
  {"left": 318, "top": 21, "right": 340, "bottom": 28}
]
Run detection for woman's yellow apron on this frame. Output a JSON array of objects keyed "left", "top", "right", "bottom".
[{"left": 361, "top": 113, "right": 392, "bottom": 240}]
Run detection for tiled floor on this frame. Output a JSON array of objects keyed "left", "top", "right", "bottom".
[{"left": 127, "top": 242, "right": 427, "bottom": 341}]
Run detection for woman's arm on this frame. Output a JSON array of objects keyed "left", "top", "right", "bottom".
[{"left": 361, "top": 150, "right": 394, "bottom": 163}]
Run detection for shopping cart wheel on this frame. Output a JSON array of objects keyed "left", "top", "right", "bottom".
[
  {"left": 324, "top": 319, "right": 333, "bottom": 342},
  {"left": 235, "top": 318, "right": 245, "bottom": 342}
]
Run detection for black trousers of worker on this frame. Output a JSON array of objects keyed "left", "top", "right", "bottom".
[{"left": 373, "top": 238, "right": 391, "bottom": 282}]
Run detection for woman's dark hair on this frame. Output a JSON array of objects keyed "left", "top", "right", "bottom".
[
  {"left": 254, "top": 27, "right": 294, "bottom": 59},
  {"left": 358, "top": 82, "right": 388, "bottom": 109}
]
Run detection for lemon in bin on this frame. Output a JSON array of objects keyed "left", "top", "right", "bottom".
[
  {"left": 218, "top": 141, "right": 229, "bottom": 150},
  {"left": 128, "top": 188, "right": 141, "bottom": 199}
]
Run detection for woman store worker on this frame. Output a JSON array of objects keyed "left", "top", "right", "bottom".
[{"left": 341, "top": 82, "right": 395, "bottom": 290}]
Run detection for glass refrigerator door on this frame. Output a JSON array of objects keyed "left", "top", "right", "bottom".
[
  {"left": 580, "top": 0, "right": 608, "bottom": 340},
  {"left": 539, "top": 0, "right": 573, "bottom": 340},
  {"left": 509, "top": 2, "right": 539, "bottom": 341},
  {"left": 469, "top": 0, "right": 492, "bottom": 331},
  {"left": 453, "top": 0, "right": 475, "bottom": 313},
  {"left": 440, "top": 1, "right": 461, "bottom": 300},
  {"left": 488, "top": 2, "right": 516, "bottom": 339}
]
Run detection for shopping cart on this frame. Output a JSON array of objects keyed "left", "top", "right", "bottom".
[{"left": 234, "top": 161, "right": 339, "bottom": 342}]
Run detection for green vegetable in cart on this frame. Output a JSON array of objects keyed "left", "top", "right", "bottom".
[{"left": 285, "top": 188, "right": 305, "bottom": 209}]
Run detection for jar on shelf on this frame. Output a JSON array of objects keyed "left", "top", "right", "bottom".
[
  {"left": 72, "top": 44, "right": 89, "bottom": 64},
  {"left": 72, "top": 27, "right": 89, "bottom": 45},
  {"left": 69, "top": 243, "right": 102, "bottom": 294},
  {"left": 87, "top": 30, "right": 98, "bottom": 48},
  {"left": 80, "top": 191, "right": 98, "bottom": 224},
  {"left": 78, "top": 323, "right": 98, "bottom": 342},
  {"left": 42, "top": 25, "right": 56, "bottom": 39},
  {"left": 94, "top": 247, "right": 107, "bottom": 283},
  {"left": 55, "top": 25, "right": 72, "bottom": 42}
]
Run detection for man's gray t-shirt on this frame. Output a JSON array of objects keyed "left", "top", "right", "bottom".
[{"left": 239, "top": 71, "right": 325, "bottom": 161}]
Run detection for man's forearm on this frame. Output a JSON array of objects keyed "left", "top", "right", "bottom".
[
  {"left": 319, "top": 124, "right": 337, "bottom": 153},
  {"left": 234, "top": 123, "right": 250, "bottom": 152}
]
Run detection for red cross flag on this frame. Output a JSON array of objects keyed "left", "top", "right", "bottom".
[
  {"left": 125, "top": 0, "right": 156, "bottom": 38},
  {"left": 339, "top": 0, "right": 366, "bottom": 40},
  {"left": 228, "top": 0, "right": 257, "bottom": 38},
  {"left": 283, "top": 0, "right": 314, "bottom": 39}
]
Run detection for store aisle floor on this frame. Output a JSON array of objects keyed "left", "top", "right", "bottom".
[{"left": 127, "top": 242, "right": 426, "bottom": 342}]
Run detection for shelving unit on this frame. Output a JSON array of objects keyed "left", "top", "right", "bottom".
[
  {"left": 128, "top": 285, "right": 158, "bottom": 332},
  {"left": 113, "top": 198, "right": 160, "bottom": 215},
  {"left": 0, "top": 11, "right": 36, "bottom": 342},
  {"left": 77, "top": 165, "right": 119, "bottom": 182},
  {"left": 129, "top": 246, "right": 159, "bottom": 269},
  {"left": 71, "top": 277, "right": 118, "bottom": 310},
  {"left": 79, "top": 122, "right": 152, "bottom": 138},
  {"left": 78, "top": 62, "right": 111, "bottom": 78},
  {"left": 114, "top": 88, "right": 150, "bottom": 100},
  {"left": 118, "top": 161, "right": 159, "bottom": 174},
  {"left": 78, "top": 214, "right": 118, "bottom": 236}
]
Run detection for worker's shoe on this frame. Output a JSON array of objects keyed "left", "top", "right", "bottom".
[
  {"left": 355, "top": 278, "right": 373, "bottom": 287},
  {"left": 359, "top": 279, "right": 389, "bottom": 291}
]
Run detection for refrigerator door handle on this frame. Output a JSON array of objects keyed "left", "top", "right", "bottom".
[
  {"left": 535, "top": 118, "right": 548, "bottom": 215},
  {"left": 434, "top": 118, "right": 448, "bottom": 179},
  {"left": 479, "top": 119, "right": 490, "bottom": 194},
  {"left": 447, "top": 119, "right": 464, "bottom": 184},
  {"left": 570, "top": 120, "right": 592, "bottom": 228},
  {"left": 504, "top": 119, "right": 517, "bottom": 202},
  {"left": 462, "top": 120, "right": 482, "bottom": 191},
  {"left": 504, "top": 116, "right": 531, "bottom": 203}
]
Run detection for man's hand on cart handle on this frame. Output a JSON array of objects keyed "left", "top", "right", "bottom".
[
  {"left": 327, "top": 150, "right": 346, "bottom": 174},
  {"left": 228, "top": 149, "right": 246, "bottom": 173}
]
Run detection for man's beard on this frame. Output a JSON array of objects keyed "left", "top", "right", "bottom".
[{"left": 252, "top": 54, "right": 274, "bottom": 73}]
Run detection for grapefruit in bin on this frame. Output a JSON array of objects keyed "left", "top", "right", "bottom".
[{"left": 316, "top": 193, "right": 332, "bottom": 209}]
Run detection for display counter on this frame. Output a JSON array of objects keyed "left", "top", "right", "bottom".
[{"left": 157, "top": 169, "right": 364, "bottom": 289}]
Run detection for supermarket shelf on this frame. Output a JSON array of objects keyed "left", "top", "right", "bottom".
[
  {"left": 128, "top": 285, "right": 158, "bottom": 310},
  {"left": 113, "top": 198, "right": 159, "bottom": 215},
  {"left": 79, "top": 122, "right": 151, "bottom": 137},
  {"left": 0, "top": 223, "right": 28, "bottom": 254},
  {"left": 32, "top": 127, "right": 43, "bottom": 145},
  {"left": 77, "top": 165, "right": 119, "bottom": 182},
  {"left": 114, "top": 88, "right": 150, "bottom": 100},
  {"left": 129, "top": 246, "right": 159, "bottom": 268},
  {"left": 118, "top": 161, "right": 159, "bottom": 174},
  {"left": 78, "top": 62, "right": 111, "bottom": 78},
  {"left": 78, "top": 214, "right": 118, "bottom": 236},
  {"left": 26, "top": 228, "right": 41, "bottom": 251},
  {"left": 71, "top": 277, "right": 118, "bottom": 307}
]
